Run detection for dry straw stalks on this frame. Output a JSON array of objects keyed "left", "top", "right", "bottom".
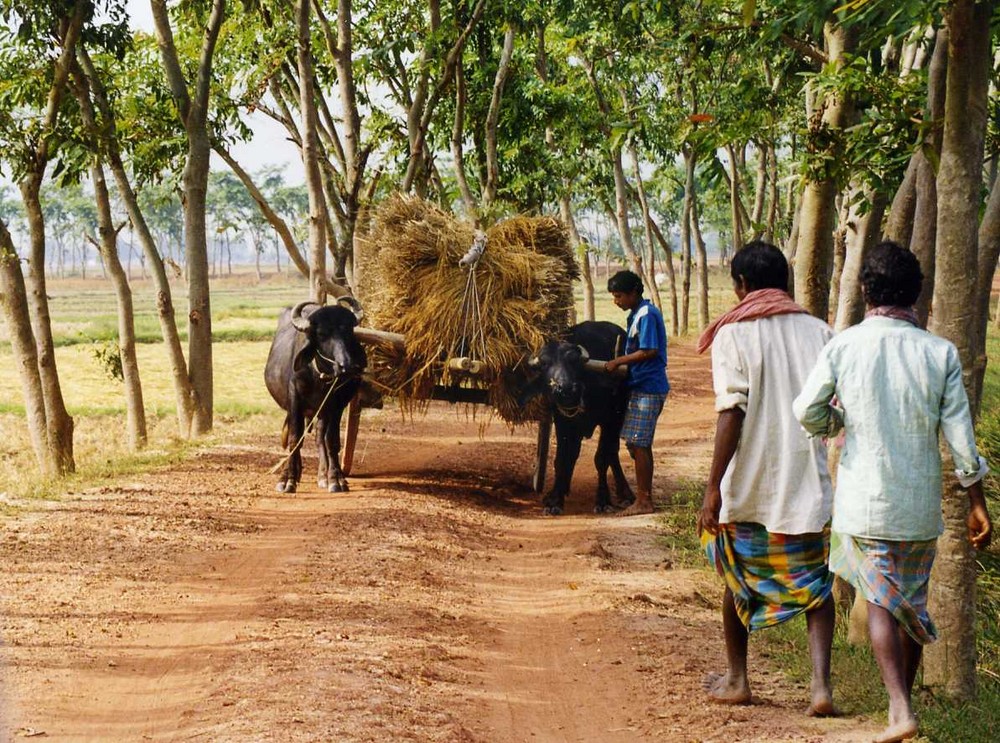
[{"left": 356, "top": 194, "right": 579, "bottom": 424}]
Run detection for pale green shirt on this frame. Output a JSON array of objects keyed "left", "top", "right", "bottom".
[{"left": 793, "top": 317, "right": 987, "bottom": 541}]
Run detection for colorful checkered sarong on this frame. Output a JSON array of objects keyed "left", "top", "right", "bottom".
[
  {"left": 829, "top": 531, "right": 938, "bottom": 645},
  {"left": 621, "top": 392, "right": 666, "bottom": 447},
  {"left": 702, "top": 522, "right": 833, "bottom": 632}
]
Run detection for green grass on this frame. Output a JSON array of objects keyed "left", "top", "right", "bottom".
[{"left": 656, "top": 479, "right": 706, "bottom": 567}]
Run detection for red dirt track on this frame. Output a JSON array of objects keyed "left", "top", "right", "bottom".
[{"left": 0, "top": 341, "right": 877, "bottom": 741}]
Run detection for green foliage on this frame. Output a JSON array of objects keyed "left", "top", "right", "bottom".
[{"left": 91, "top": 340, "right": 123, "bottom": 382}]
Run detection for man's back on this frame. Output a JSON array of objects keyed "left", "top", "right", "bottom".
[
  {"left": 712, "top": 313, "right": 833, "bottom": 534},
  {"left": 799, "top": 316, "right": 980, "bottom": 540}
]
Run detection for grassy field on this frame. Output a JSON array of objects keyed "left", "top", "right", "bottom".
[{"left": 1, "top": 266, "right": 997, "bottom": 741}]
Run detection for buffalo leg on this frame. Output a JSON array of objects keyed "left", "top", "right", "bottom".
[
  {"left": 593, "top": 428, "right": 619, "bottom": 513},
  {"left": 315, "top": 417, "right": 329, "bottom": 489},
  {"left": 325, "top": 403, "right": 349, "bottom": 493},
  {"left": 603, "top": 417, "right": 633, "bottom": 507},
  {"left": 279, "top": 410, "right": 305, "bottom": 493},
  {"left": 545, "top": 420, "right": 581, "bottom": 515}
]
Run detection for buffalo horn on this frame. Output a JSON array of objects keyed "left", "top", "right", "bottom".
[
  {"left": 337, "top": 295, "right": 365, "bottom": 322},
  {"left": 291, "top": 301, "right": 313, "bottom": 332},
  {"left": 576, "top": 345, "right": 590, "bottom": 363}
]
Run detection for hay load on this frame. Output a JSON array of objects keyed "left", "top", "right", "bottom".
[{"left": 356, "top": 194, "right": 579, "bottom": 423}]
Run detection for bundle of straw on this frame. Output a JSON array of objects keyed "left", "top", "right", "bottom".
[{"left": 356, "top": 194, "right": 578, "bottom": 423}]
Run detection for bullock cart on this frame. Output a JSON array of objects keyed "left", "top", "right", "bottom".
[{"left": 341, "top": 194, "right": 624, "bottom": 498}]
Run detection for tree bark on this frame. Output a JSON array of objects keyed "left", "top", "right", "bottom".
[
  {"left": 925, "top": 0, "right": 993, "bottom": 700},
  {"left": 0, "top": 220, "right": 51, "bottom": 472},
  {"left": 452, "top": 61, "right": 478, "bottom": 221},
  {"left": 834, "top": 188, "right": 888, "bottom": 331},
  {"left": 649, "top": 219, "right": 679, "bottom": 336},
  {"left": 558, "top": 195, "right": 592, "bottom": 322},
  {"left": 481, "top": 24, "right": 516, "bottom": 217},
  {"left": 151, "top": 0, "right": 226, "bottom": 435},
  {"left": 793, "top": 20, "right": 857, "bottom": 320},
  {"left": 296, "top": 0, "right": 327, "bottom": 305},
  {"left": 629, "top": 141, "right": 663, "bottom": 309},
  {"left": 691, "top": 189, "right": 710, "bottom": 330},
  {"left": 911, "top": 26, "right": 949, "bottom": 326},
  {"left": 679, "top": 148, "right": 695, "bottom": 335}
]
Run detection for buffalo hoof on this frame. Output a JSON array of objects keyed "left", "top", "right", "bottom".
[
  {"left": 318, "top": 477, "right": 328, "bottom": 489},
  {"left": 329, "top": 481, "right": 349, "bottom": 493},
  {"left": 594, "top": 503, "right": 615, "bottom": 514},
  {"left": 275, "top": 481, "right": 297, "bottom": 493},
  {"left": 543, "top": 505, "right": 563, "bottom": 516}
]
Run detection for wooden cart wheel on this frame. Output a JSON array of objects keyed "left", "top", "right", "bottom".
[
  {"left": 342, "top": 391, "right": 363, "bottom": 476},
  {"left": 532, "top": 410, "right": 552, "bottom": 494}
]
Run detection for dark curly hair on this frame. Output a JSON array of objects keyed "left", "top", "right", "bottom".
[
  {"left": 607, "top": 269, "right": 644, "bottom": 295},
  {"left": 730, "top": 240, "right": 789, "bottom": 292},
  {"left": 861, "top": 241, "right": 923, "bottom": 308}
]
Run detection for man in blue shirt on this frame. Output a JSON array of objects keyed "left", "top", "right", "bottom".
[{"left": 605, "top": 270, "right": 669, "bottom": 516}]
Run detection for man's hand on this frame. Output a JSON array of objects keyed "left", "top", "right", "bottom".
[
  {"left": 967, "top": 481, "right": 992, "bottom": 550},
  {"left": 968, "top": 500, "right": 993, "bottom": 550},
  {"left": 698, "top": 485, "right": 722, "bottom": 537},
  {"left": 605, "top": 358, "right": 621, "bottom": 373}
]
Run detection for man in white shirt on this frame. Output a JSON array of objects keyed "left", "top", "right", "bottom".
[
  {"left": 794, "top": 241, "right": 992, "bottom": 743},
  {"left": 697, "top": 241, "right": 835, "bottom": 715}
]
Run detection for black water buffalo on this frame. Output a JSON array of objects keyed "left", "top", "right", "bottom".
[
  {"left": 525, "top": 321, "right": 634, "bottom": 515},
  {"left": 264, "top": 298, "right": 366, "bottom": 493}
]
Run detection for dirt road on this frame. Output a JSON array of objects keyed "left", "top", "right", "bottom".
[{"left": 0, "top": 342, "right": 874, "bottom": 741}]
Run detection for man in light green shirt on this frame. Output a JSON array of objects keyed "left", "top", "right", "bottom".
[{"left": 793, "top": 241, "right": 992, "bottom": 743}]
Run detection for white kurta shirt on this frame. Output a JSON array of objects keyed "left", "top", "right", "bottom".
[{"left": 711, "top": 313, "right": 834, "bottom": 534}]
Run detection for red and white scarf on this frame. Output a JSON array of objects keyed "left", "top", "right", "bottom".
[
  {"left": 864, "top": 305, "right": 920, "bottom": 326},
  {"left": 697, "top": 288, "right": 808, "bottom": 354}
]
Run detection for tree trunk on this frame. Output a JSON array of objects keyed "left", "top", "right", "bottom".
[
  {"left": 834, "top": 188, "right": 888, "bottom": 331},
  {"left": 452, "top": 61, "right": 478, "bottom": 221},
  {"left": 680, "top": 149, "right": 695, "bottom": 335},
  {"left": 481, "top": 24, "right": 516, "bottom": 218},
  {"left": 0, "top": 221, "right": 52, "bottom": 472},
  {"left": 765, "top": 142, "right": 779, "bottom": 242},
  {"left": 726, "top": 144, "right": 746, "bottom": 252},
  {"left": 151, "top": 0, "right": 225, "bottom": 436},
  {"left": 925, "top": 0, "right": 993, "bottom": 701},
  {"left": 629, "top": 141, "right": 662, "bottom": 309},
  {"left": 911, "top": 26, "right": 949, "bottom": 326},
  {"left": 21, "top": 177, "right": 75, "bottom": 473},
  {"left": 793, "top": 21, "right": 857, "bottom": 320},
  {"left": 649, "top": 219, "right": 679, "bottom": 336},
  {"left": 750, "top": 142, "right": 767, "bottom": 237},
  {"left": 559, "top": 195, "right": 594, "bottom": 321},
  {"left": 297, "top": 0, "right": 327, "bottom": 304},
  {"left": 691, "top": 189, "right": 710, "bottom": 330},
  {"left": 828, "top": 194, "right": 850, "bottom": 321},
  {"left": 89, "top": 162, "right": 147, "bottom": 450}
]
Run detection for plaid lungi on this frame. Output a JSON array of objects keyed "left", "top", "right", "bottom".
[
  {"left": 621, "top": 392, "right": 666, "bottom": 447},
  {"left": 829, "top": 531, "right": 938, "bottom": 645},
  {"left": 702, "top": 522, "right": 833, "bottom": 632}
]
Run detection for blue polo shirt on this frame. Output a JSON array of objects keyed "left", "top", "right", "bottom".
[{"left": 625, "top": 299, "right": 669, "bottom": 394}]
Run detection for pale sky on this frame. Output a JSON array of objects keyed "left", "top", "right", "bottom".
[{"left": 127, "top": 0, "right": 304, "bottom": 183}]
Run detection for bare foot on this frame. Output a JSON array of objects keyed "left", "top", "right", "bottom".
[
  {"left": 806, "top": 681, "right": 837, "bottom": 717},
  {"left": 703, "top": 671, "right": 751, "bottom": 705},
  {"left": 614, "top": 500, "right": 654, "bottom": 517},
  {"left": 872, "top": 716, "right": 918, "bottom": 743}
]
